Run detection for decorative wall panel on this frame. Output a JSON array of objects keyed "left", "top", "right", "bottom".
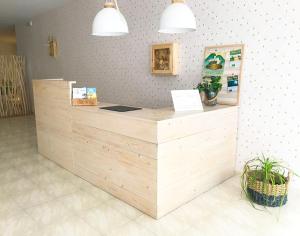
[{"left": 15, "top": 0, "right": 300, "bottom": 174}]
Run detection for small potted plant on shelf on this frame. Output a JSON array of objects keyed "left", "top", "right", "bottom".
[
  {"left": 196, "top": 76, "right": 222, "bottom": 106},
  {"left": 241, "top": 155, "right": 295, "bottom": 208}
]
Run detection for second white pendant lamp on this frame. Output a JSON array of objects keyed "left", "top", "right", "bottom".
[
  {"left": 159, "top": 0, "right": 197, "bottom": 34},
  {"left": 92, "top": 0, "right": 129, "bottom": 36}
]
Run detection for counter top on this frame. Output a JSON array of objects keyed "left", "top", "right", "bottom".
[{"left": 73, "top": 102, "right": 238, "bottom": 122}]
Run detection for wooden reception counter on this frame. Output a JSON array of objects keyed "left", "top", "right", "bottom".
[{"left": 33, "top": 79, "right": 238, "bottom": 219}]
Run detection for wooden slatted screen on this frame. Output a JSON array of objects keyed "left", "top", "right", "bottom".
[{"left": 0, "top": 55, "right": 30, "bottom": 117}]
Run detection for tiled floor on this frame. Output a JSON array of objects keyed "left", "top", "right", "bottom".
[{"left": 0, "top": 116, "right": 299, "bottom": 236}]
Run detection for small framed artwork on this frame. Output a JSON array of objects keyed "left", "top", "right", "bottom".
[
  {"left": 72, "top": 87, "right": 97, "bottom": 106},
  {"left": 202, "top": 44, "right": 244, "bottom": 105},
  {"left": 48, "top": 36, "right": 58, "bottom": 58},
  {"left": 151, "top": 43, "right": 178, "bottom": 75}
]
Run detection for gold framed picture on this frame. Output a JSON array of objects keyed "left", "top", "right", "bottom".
[
  {"left": 151, "top": 43, "right": 178, "bottom": 75},
  {"left": 203, "top": 44, "right": 245, "bottom": 105}
]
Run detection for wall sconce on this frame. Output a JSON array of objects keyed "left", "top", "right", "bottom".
[{"left": 48, "top": 36, "right": 58, "bottom": 58}]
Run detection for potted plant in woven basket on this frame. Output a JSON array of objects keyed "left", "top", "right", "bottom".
[
  {"left": 196, "top": 76, "right": 222, "bottom": 106},
  {"left": 241, "top": 155, "right": 293, "bottom": 208}
]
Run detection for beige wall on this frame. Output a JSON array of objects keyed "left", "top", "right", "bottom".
[
  {"left": 15, "top": 0, "right": 300, "bottom": 174},
  {"left": 0, "top": 27, "right": 16, "bottom": 55}
]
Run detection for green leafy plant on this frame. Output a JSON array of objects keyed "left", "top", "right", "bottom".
[
  {"left": 196, "top": 76, "right": 222, "bottom": 95},
  {"left": 241, "top": 154, "right": 297, "bottom": 208}
]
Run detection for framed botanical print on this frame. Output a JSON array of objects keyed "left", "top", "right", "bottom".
[
  {"left": 151, "top": 43, "right": 178, "bottom": 75},
  {"left": 203, "top": 44, "right": 244, "bottom": 105}
]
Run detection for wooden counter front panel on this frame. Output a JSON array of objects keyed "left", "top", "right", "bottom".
[
  {"left": 156, "top": 108, "right": 238, "bottom": 218},
  {"left": 72, "top": 108, "right": 158, "bottom": 143},
  {"left": 72, "top": 121, "right": 158, "bottom": 217},
  {"left": 72, "top": 122, "right": 157, "bottom": 159}
]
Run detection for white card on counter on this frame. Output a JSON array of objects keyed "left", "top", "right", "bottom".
[
  {"left": 171, "top": 90, "right": 203, "bottom": 112},
  {"left": 73, "top": 87, "right": 87, "bottom": 99}
]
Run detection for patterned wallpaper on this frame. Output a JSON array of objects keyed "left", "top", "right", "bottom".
[{"left": 16, "top": 0, "right": 300, "bottom": 173}]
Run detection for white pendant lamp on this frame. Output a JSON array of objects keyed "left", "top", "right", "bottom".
[
  {"left": 159, "top": 0, "right": 196, "bottom": 34},
  {"left": 92, "top": 0, "right": 129, "bottom": 36}
]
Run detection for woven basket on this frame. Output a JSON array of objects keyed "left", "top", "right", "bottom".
[{"left": 246, "top": 171, "right": 290, "bottom": 207}]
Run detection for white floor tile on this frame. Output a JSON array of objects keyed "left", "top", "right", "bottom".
[
  {"left": 136, "top": 213, "right": 191, "bottom": 236},
  {"left": 13, "top": 188, "right": 53, "bottom": 209},
  {"left": 106, "top": 198, "right": 143, "bottom": 220},
  {"left": 107, "top": 220, "right": 155, "bottom": 236},
  {"left": 41, "top": 216, "right": 100, "bottom": 236},
  {"left": 79, "top": 203, "right": 131, "bottom": 235},
  {"left": 43, "top": 181, "right": 79, "bottom": 198},
  {"left": 58, "top": 190, "right": 102, "bottom": 212},
  {"left": 0, "top": 211, "right": 37, "bottom": 236},
  {"left": 25, "top": 200, "right": 74, "bottom": 225}
]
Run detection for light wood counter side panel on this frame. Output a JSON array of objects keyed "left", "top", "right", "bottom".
[
  {"left": 158, "top": 139, "right": 236, "bottom": 186},
  {"left": 36, "top": 129, "right": 51, "bottom": 159},
  {"left": 35, "top": 121, "right": 74, "bottom": 171},
  {"left": 35, "top": 111, "right": 73, "bottom": 136},
  {"left": 157, "top": 107, "right": 238, "bottom": 143},
  {"left": 157, "top": 126, "right": 237, "bottom": 158},
  {"left": 157, "top": 164, "right": 235, "bottom": 218},
  {"left": 33, "top": 80, "right": 74, "bottom": 171},
  {"left": 157, "top": 144, "right": 236, "bottom": 218}
]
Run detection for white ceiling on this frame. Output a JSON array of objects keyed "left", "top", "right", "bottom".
[{"left": 0, "top": 0, "right": 72, "bottom": 28}]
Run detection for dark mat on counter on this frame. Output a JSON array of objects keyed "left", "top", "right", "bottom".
[{"left": 100, "top": 106, "right": 142, "bottom": 112}]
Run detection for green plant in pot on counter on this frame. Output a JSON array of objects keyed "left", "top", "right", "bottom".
[
  {"left": 241, "top": 154, "right": 297, "bottom": 208},
  {"left": 196, "top": 76, "right": 222, "bottom": 106}
]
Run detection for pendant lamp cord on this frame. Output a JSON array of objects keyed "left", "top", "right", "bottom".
[{"left": 114, "top": 0, "right": 119, "bottom": 10}]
